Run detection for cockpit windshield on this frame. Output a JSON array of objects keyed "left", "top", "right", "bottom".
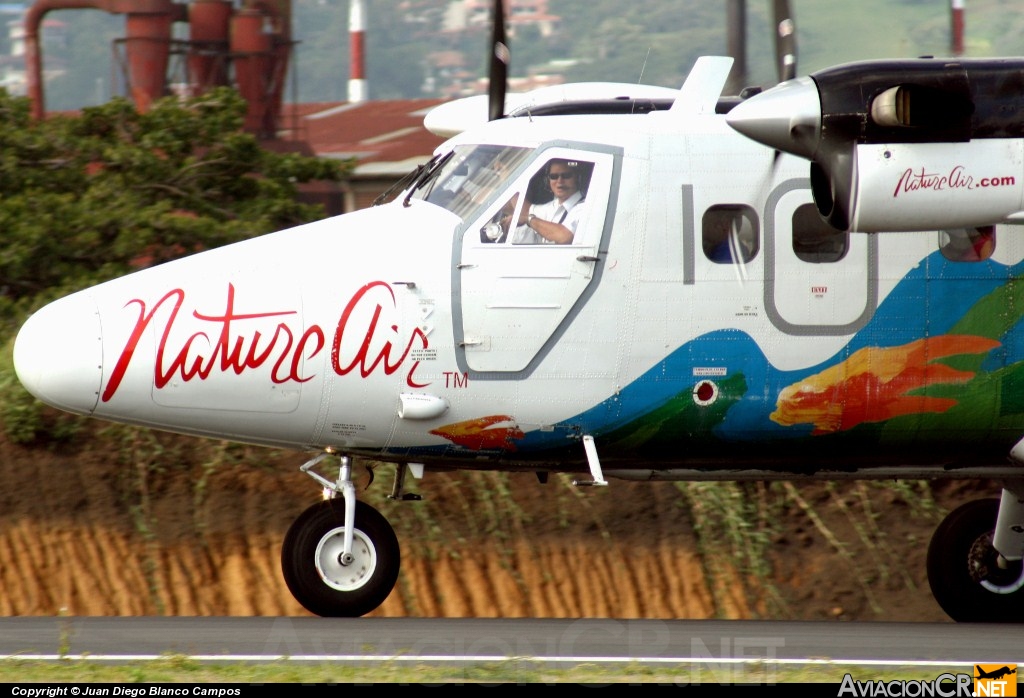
[{"left": 406, "top": 144, "right": 532, "bottom": 222}]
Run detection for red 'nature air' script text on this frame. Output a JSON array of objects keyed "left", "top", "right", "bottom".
[
  {"left": 101, "top": 281, "right": 429, "bottom": 402},
  {"left": 893, "top": 166, "right": 1016, "bottom": 197}
]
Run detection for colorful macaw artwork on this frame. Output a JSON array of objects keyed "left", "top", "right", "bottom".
[
  {"left": 546, "top": 267, "right": 1024, "bottom": 456},
  {"left": 430, "top": 415, "right": 525, "bottom": 451},
  {"left": 771, "top": 336, "right": 1002, "bottom": 435}
]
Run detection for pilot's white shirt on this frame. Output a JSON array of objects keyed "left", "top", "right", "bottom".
[{"left": 511, "top": 191, "right": 586, "bottom": 244}]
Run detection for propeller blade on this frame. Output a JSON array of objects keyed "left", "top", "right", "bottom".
[
  {"left": 488, "top": 0, "right": 509, "bottom": 121},
  {"left": 772, "top": 0, "right": 797, "bottom": 82},
  {"left": 725, "top": 0, "right": 747, "bottom": 94}
]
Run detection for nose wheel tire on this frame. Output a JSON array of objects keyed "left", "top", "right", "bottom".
[
  {"left": 926, "top": 498, "right": 1024, "bottom": 623},
  {"left": 282, "top": 499, "right": 400, "bottom": 617}
]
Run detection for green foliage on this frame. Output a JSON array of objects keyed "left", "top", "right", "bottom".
[
  {"left": 677, "top": 479, "right": 945, "bottom": 619},
  {"left": 0, "top": 87, "right": 342, "bottom": 303},
  {"left": 0, "top": 336, "right": 84, "bottom": 445},
  {"left": 0, "top": 86, "right": 347, "bottom": 442},
  {"left": 678, "top": 481, "right": 786, "bottom": 619},
  {"left": 0, "top": 339, "right": 42, "bottom": 444}
]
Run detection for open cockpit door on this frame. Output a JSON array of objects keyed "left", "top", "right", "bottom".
[{"left": 456, "top": 146, "right": 618, "bottom": 373}]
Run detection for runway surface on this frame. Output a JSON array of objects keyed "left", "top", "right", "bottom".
[{"left": 0, "top": 617, "right": 1020, "bottom": 668}]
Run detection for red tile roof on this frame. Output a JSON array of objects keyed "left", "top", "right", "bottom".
[{"left": 278, "top": 98, "right": 449, "bottom": 177}]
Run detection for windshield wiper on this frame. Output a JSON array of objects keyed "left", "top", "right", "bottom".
[
  {"left": 372, "top": 155, "right": 440, "bottom": 207},
  {"left": 402, "top": 151, "right": 454, "bottom": 207}
]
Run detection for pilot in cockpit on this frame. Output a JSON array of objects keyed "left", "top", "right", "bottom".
[
  {"left": 512, "top": 159, "right": 590, "bottom": 244},
  {"left": 483, "top": 158, "right": 593, "bottom": 244}
]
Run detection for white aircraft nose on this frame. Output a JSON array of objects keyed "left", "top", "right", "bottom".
[
  {"left": 725, "top": 76, "right": 822, "bottom": 160},
  {"left": 14, "top": 292, "right": 103, "bottom": 416}
]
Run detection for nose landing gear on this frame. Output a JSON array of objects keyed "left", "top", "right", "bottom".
[
  {"left": 282, "top": 497, "right": 400, "bottom": 617},
  {"left": 281, "top": 452, "right": 402, "bottom": 617}
]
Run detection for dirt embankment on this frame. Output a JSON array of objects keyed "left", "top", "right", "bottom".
[{"left": 0, "top": 431, "right": 967, "bottom": 621}]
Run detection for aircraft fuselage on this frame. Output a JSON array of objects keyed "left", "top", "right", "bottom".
[{"left": 14, "top": 110, "right": 1024, "bottom": 481}]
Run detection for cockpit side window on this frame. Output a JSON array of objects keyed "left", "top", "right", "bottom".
[
  {"left": 508, "top": 158, "right": 595, "bottom": 245},
  {"left": 476, "top": 157, "right": 597, "bottom": 246},
  {"left": 465, "top": 146, "right": 614, "bottom": 252}
]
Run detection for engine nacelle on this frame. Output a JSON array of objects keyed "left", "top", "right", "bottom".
[
  {"left": 728, "top": 57, "right": 1024, "bottom": 232},
  {"left": 821, "top": 139, "right": 1024, "bottom": 232}
]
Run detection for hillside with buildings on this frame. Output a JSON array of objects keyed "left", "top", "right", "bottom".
[{"left": 3, "top": 1, "right": 1022, "bottom": 112}]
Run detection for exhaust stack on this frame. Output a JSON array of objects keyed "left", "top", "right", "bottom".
[
  {"left": 188, "top": 0, "right": 232, "bottom": 94},
  {"left": 348, "top": 0, "right": 367, "bottom": 103},
  {"left": 951, "top": 0, "right": 965, "bottom": 56},
  {"left": 25, "top": 0, "right": 293, "bottom": 139},
  {"left": 25, "top": 0, "right": 180, "bottom": 119}
]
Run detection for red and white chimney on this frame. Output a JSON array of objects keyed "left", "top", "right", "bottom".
[
  {"left": 951, "top": 0, "right": 965, "bottom": 56},
  {"left": 348, "top": 0, "right": 366, "bottom": 102}
]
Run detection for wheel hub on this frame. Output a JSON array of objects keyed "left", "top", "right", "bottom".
[
  {"left": 968, "top": 532, "right": 1024, "bottom": 594},
  {"left": 314, "top": 526, "right": 377, "bottom": 592}
]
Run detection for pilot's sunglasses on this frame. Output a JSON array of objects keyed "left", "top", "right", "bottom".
[{"left": 548, "top": 172, "right": 576, "bottom": 181}]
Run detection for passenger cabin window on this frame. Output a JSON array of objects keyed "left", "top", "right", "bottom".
[
  {"left": 940, "top": 226, "right": 995, "bottom": 262},
  {"left": 703, "top": 205, "right": 758, "bottom": 264},
  {"left": 481, "top": 157, "right": 596, "bottom": 245},
  {"left": 793, "top": 203, "right": 847, "bottom": 263}
]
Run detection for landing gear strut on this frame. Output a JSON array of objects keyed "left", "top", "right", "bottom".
[
  {"left": 281, "top": 453, "right": 401, "bottom": 617},
  {"left": 926, "top": 493, "right": 1024, "bottom": 623}
]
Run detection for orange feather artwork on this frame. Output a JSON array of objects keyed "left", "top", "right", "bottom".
[
  {"left": 770, "top": 335, "right": 1001, "bottom": 435},
  {"left": 430, "top": 415, "right": 525, "bottom": 451}
]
